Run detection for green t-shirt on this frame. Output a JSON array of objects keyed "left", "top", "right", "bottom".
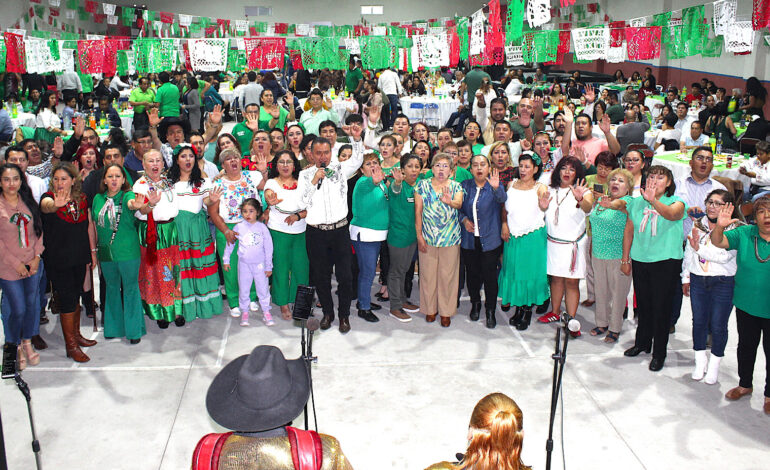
[
  {"left": 623, "top": 194, "right": 687, "bottom": 262},
  {"left": 464, "top": 68, "right": 491, "bottom": 108},
  {"left": 345, "top": 68, "right": 364, "bottom": 93},
  {"left": 511, "top": 119, "right": 541, "bottom": 140},
  {"left": 387, "top": 181, "right": 417, "bottom": 248},
  {"left": 232, "top": 122, "right": 253, "bottom": 156},
  {"left": 129, "top": 87, "right": 155, "bottom": 114},
  {"left": 589, "top": 206, "right": 627, "bottom": 259},
  {"left": 724, "top": 224, "right": 770, "bottom": 318},
  {"left": 154, "top": 82, "right": 180, "bottom": 117},
  {"left": 351, "top": 176, "right": 389, "bottom": 231},
  {"left": 91, "top": 191, "right": 140, "bottom": 262},
  {"left": 472, "top": 143, "right": 485, "bottom": 155},
  {"left": 258, "top": 106, "right": 289, "bottom": 131},
  {"left": 424, "top": 166, "right": 473, "bottom": 183}
]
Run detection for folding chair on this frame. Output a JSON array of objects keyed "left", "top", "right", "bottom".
[
  {"left": 409, "top": 102, "right": 425, "bottom": 124},
  {"left": 738, "top": 137, "right": 760, "bottom": 157},
  {"left": 424, "top": 103, "right": 441, "bottom": 130}
]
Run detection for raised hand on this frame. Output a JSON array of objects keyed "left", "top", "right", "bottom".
[
  {"left": 284, "top": 91, "right": 294, "bottom": 104},
  {"left": 367, "top": 104, "right": 382, "bottom": 125},
  {"left": 371, "top": 166, "right": 385, "bottom": 185},
  {"left": 688, "top": 227, "right": 701, "bottom": 251},
  {"left": 52, "top": 136, "right": 64, "bottom": 158},
  {"left": 573, "top": 145, "right": 587, "bottom": 164},
  {"left": 716, "top": 203, "right": 738, "bottom": 228},
  {"left": 267, "top": 106, "right": 281, "bottom": 119},
  {"left": 439, "top": 188, "right": 453, "bottom": 206},
  {"left": 520, "top": 138, "right": 532, "bottom": 151},
  {"left": 146, "top": 188, "right": 161, "bottom": 206},
  {"left": 244, "top": 112, "right": 260, "bottom": 131},
  {"left": 538, "top": 190, "right": 552, "bottom": 210},
  {"left": 570, "top": 178, "right": 589, "bottom": 201},
  {"left": 599, "top": 114, "right": 612, "bottom": 134},
  {"left": 641, "top": 180, "right": 657, "bottom": 202},
  {"left": 532, "top": 95, "right": 544, "bottom": 113},
  {"left": 253, "top": 153, "right": 269, "bottom": 173},
  {"left": 74, "top": 115, "right": 86, "bottom": 138},
  {"left": 208, "top": 104, "right": 223, "bottom": 126},
  {"left": 391, "top": 167, "right": 404, "bottom": 184},
  {"left": 563, "top": 105, "right": 574, "bottom": 124},
  {"left": 208, "top": 186, "right": 222, "bottom": 204},
  {"left": 584, "top": 84, "right": 596, "bottom": 104},
  {"left": 347, "top": 121, "right": 363, "bottom": 140},
  {"left": 53, "top": 189, "right": 70, "bottom": 208},
  {"left": 488, "top": 168, "right": 500, "bottom": 189},
  {"left": 264, "top": 189, "right": 283, "bottom": 207},
  {"left": 148, "top": 108, "right": 163, "bottom": 128}
]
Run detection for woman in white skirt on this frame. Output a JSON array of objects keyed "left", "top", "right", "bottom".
[{"left": 538, "top": 156, "right": 593, "bottom": 336}]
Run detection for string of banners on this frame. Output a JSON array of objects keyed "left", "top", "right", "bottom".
[{"left": 3, "top": 0, "right": 770, "bottom": 75}]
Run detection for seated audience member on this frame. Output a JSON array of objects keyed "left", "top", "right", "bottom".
[
  {"left": 616, "top": 109, "right": 651, "bottom": 155},
  {"left": 194, "top": 345, "right": 353, "bottom": 469},
  {"left": 739, "top": 141, "right": 770, "bottom": 201},
  {"left": 94, "top": 96, "right": 122, "bottom": 129},
  {"left": 680, "top": 120, "right": 709, "bottom": 149},
  {"left": 425, "top": 393, "right": 531, "bottom": 470},
  {"left": 605, "top": 92, "right": 624, "bottom": 124},
  {"left": 705, "top": 102, "right": 739, "bottom": 151},
  {"left": 655, "top": 113, "right": 682, "bottom": 153}
]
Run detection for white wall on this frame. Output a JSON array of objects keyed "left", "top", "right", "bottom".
[
  {"left": 0, "top": 0, "right": 29, "bottom": 30},
  {"left": 107, "top": 0, "right": 489, "bottom": 25}
]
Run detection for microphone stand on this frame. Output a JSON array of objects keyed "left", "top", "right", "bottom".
[
  {"left": 15, "top": 373, "right": 42, "bottom": 470},
  {"left": 303, "top": 324, "right": 318, "bottom": 433},
  {"left": 545, "top": 323, "right": 571, "bottom": 470}
]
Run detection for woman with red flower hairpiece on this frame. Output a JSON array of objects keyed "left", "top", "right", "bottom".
[{"left": 168, "top": 144, "right": 223, "bottom": 322}]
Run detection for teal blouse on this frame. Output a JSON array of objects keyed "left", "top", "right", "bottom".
[{"left": 623, "top": 194, "right": 688, "bottom": 263}]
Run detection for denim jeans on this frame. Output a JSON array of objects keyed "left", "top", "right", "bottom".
[
  {"left": 386, "top": 94, "right": 400, "bottom": 129},
  {"left": 352, "top": 239, "right": 382, "bottom": 311},
  {"left": 690, "top": 274, "right": 735, "bottom": 357},
  {"left": 0, "top": 269, "right": 43, "bottom": 344}
]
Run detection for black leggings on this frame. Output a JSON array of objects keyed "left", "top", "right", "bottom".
[
  {"left": 631, "top": 259, "right": 680, "bottom": 360},
  {"left": 736, "top": 308, "right": 770, "bottom": 398},
  {"left": 47, "top": 264, "right": 87, "bottom": 313}
]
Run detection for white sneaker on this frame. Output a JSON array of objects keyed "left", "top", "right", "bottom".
[
  {"left": 230, "top": 307, "right": 241, "bottom": 318},
  {"left": 249, "top": 302, "right": 259, "bottom": 312}
]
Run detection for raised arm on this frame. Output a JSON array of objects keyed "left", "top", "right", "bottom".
[{"left": 709, "top": 203, "right": 739, "bottom": 249}]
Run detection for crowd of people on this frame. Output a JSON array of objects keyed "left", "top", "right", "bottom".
[{"left": 1, "top": 59, "right": 769, "bottom": 418}]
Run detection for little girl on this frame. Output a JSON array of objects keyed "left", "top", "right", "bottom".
[{"left": 223, "top": 198, "right": 274, "bottom": 326}]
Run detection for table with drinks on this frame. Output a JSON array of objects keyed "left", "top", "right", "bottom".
[
  {"left": 400, "top": 87, "right": 460, "bottom": 128},
  {"left": 7, "top": 104, "right": 37, "bottom": 129}
]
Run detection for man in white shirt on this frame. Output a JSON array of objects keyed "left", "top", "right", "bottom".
[
  {"left": 298, "top": 137, "right": 363, "bottom": 333},
  {"left": 739, "top": 140, "right": 770, "bottom": 201},
  {"left": 57, "top": 67, "right": 82, "bottom": 104},
  {"left": 238, "top": 71, "right": 264, "bottom": 111},
  {"left": 377, "top": 68, "right": 404, "bottom": 130},
  {"left": 674, "top": 101, "right": 695, "bottom": 134}
]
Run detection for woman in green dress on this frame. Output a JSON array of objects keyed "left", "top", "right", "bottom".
[
  {"left": 258, "top": 89, "right": 295, "bottom": 131},
  {"left": 93, "top": 164, "right": 145, "bottom": 344},
  {"left": 167, "top": 145, "right": 223, "bottom": 321}
]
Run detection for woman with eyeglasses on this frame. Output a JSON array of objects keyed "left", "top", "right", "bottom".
[
  {"left": 681, "top": 189, "right": 738, "bottom": 384},
  {"left": 263, "top": 150, "right": 308, "bottom": 321},
  {"left": 622, "top": 149, "right": 647, "bottom": 196},
  {"left": 709, "top": 195, "right": 770, "bottom": 414},
  {"left": 414, "top": 153, "right": 464, "bottom": 327}
]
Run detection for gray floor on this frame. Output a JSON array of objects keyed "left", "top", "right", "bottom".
[{"left": 1, "top": 280, "right": 769, "bottom": 470}]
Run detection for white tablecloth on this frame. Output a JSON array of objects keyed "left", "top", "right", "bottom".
[
  {"left": 400, "top": 96, "right": 459, "bottom": 127},
  {"left": 218, "top": 85, "right": 234, "bottom": 104},
  {"left": 653, "top": 152, "right": 752, "bottom": 191},
  {"left": 298, "top": 97, "right": 359, "bottom": 123},
  {"left": 11, "top": 112, "right": 37, "bottom": 129}
]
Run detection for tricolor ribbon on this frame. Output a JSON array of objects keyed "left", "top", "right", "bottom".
[
  {"left": 547, "top": 231, "right": 586, "bottom": 274},
  {"left": 9, "top": 212, "right": 32, "bottom": 248},
  {"left": 639, "top": 207, "right": 659, "bottom": 236}
]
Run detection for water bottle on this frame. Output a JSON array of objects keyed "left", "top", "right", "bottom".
[
  {"left": 681, "top": 86, "right": 687, "bottom": 101},
  {"left": 715, "top": 133, "right": 722, "bottom": 156}
]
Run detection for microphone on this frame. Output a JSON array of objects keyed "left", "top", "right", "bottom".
[
  {"left": 561, "top": 313, "right": 581, "bottom": 333},
  {"left": 316, "top": 163, "right": 327, "bottom": 189},
  {"left": 306, "top": 317, "right": 320, "bottom": 360}
]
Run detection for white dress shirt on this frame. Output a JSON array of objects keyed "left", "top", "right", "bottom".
[
  {"left": 57, "top": 71, "right": 82, "bottom": 92},
  {"left": 739, "top": 157, "right": 770, "bottom": 190},
  {"left": 298, "top": 149, "right": 363, "bottom": 226},
  {"left": 377, "top": 69, "right": 403, "bottom": 96},
  {"left": 35, "top": 108, "right": 61, "bottom": 130},
  {"left": 26, "top": 174, "right": 48, "bottom": 203},
  {"left": 681, "top": 217, "right": 737, "bottom": 283}
]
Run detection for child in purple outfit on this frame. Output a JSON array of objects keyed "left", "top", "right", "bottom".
[{"left": 223, "top": 198, "right": 274, "bottom": 326}]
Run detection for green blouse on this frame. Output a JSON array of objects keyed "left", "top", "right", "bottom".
[
  {"left": 724, "top": 224, "right": 770, "bottom": 318},
  {"left": 387, "top": 181, "right": 417, "bottom": 248},
  {"left": 91, "top": 191, "right": 140, "bottom": 262},
  {"left": 258, "top": 106, "right": 289, "bottom": 131},
  {"left": 623, "top": 194, "right": 687, "bottom": 263}
]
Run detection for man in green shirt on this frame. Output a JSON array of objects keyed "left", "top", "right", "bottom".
[
  {"left": 154, "top": 71, "right": 180, "bottom": 118},
  {"left": 129, "top": 76, "right": 156, "bottom": 130},
  {"left": 232, "top": 103, "right": 260, "bottom": 156},
  {"left": 464, "top": 66, "right": 491, "bottom": 108},
  {"left": 345, "top": 59, "right": 364, "bottom": 96},
  {"left": 605, "top": 91, "right": 624, "bottom": 124},
  {"left": 22, "top": 89, "right": 41, "bottom": 113}
]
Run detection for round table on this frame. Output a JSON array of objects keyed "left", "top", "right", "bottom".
[
  {"left": 399, "top": 96, "right": 459, "bottom": 128},
  {"left": 11, "top": 112, "right": 37, "bottom": 129},
  {"left": 119, "top": 110, "right": 134, "bottom": 138}
]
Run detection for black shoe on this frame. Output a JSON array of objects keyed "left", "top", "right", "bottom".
[
  {"left": 669, "top": 325, "right": 676, "bottom": 334},
  {"left": 339, "top": 316, "right": 351, "bottom": 333},
  {"left": 469, "top": 301, "right": 481, "bottom": 321},
  {"left": 157, "top": 320, "right": 170, "bottom": 329},
  {"left": 622, "top": 306, "right": 628, "bottom": 319},
  {"left": 485, "top": 307, "right": 496, "bottom": 329},
  {"left": 649, "top": 357, "right": 665, "bottom": 371},
  {"left": 174, "top": 316, "right": 186, "bottom": 327},
  {"left": 509, "top": 307, "right": 523, "bottom": 327},
  {"left": 130, "top": 338, "right": 141, "bottom": 345},
  {"left": 516, "top": 307, "right": 532, "bottom": 331},
  {"left": 357, "top": 301, "right": 382, "bottom": 311},
  {"left": 624, "top": 345, "right": 651, "bottom": 357},
  {"left": 40, "top": 307, "right": 49, "bottom": 325},
  {"left": 536, "top": 299, "right": 550, "bottom": 314},
  {"left": 501, "top": 304, "right": 511, "bottom": 312},
  {"left": 320, "top": 315, "right": 333, "bottom": 330},
  {"left": 104, "top": 336, "right": 115, "bottom": 340},
  {"left": 358, "top": 309, "right": 379, "bottom": 323}
]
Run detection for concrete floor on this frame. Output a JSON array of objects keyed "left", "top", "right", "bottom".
[{"left": 1, "top": 280, "right": 769, "bottom": 470}]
